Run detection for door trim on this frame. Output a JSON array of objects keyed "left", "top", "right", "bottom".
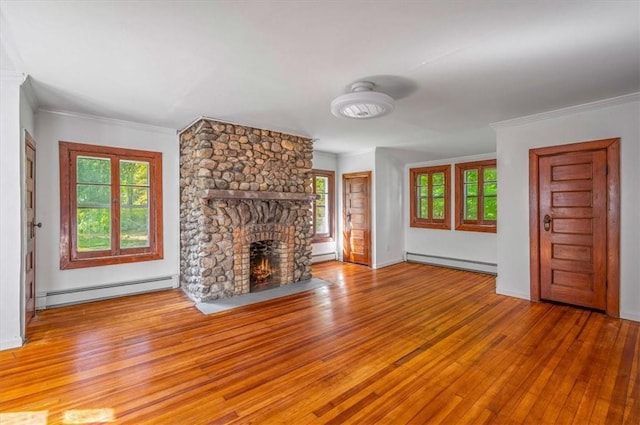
[
  {"left": 529, "top": 138, "right": 620, "bottom": 317},
  {"left": 342, "top": 171, "right": 372, "bottom": 267}
]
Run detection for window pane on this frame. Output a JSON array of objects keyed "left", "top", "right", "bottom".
[
  {"left": 418, "top": 196, "right": 428, "bottom": 219},
  {"left": 484, "top": 167, "right": 497, "bottom": 182},
  {"left": 77, "top": 184, "right": 111, "bottom": 207},
  {"left": 120, "top": 187, "right": 149, "bottom": 207},
  {"left": 464, "top": 169, "right": 478, "bottom": 183},
  {"left": 484, "top": 181, "right": 497, "bottom": 196},
  {"left": 120, "top": 160, "right": 149, "bottom": 185},
  {"left": 484, "top": 196, "right": 497, "bottom": 221},
  {"left": 77, "top": 157, "right": 110, "bottom": 184},
  {"left": 315, "top": 204, "right": 328, "bottom": 234},
  {"left": 433, "top": 198, "right": 445, "bottom": 219},
  {"left": 418, "top": 174, "right": 428, "bottom": 186},
  {"left": 316, "top": 176, "right": 329, "bottom": 194},
  {"left": 432, "top": 172, "right": 444, "bottom": 185},
  {"left": 120, "top": 185, "right": 150, "bottom": 248},
  {"left": 417, "top": 182, "right": 428, "bottom": 218},
  {"left": 77, "top": 207, "right": 111, "bottom": 251},
  {"left": 465, "top": 197, "right": 478, "bottom": 220},
  {"left": 120, "top": 207, "right": 149, "bottom": 248},
  {"left": 432, "top": 184, "right": 445, "bottom": 197},
  {"left": 465, "top": 182, "right": 477, "bottom": 196}
]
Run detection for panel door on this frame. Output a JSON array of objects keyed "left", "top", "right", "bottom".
[
  {"left": 25, "top": 134, "right": 37, "bottom": 325},
  {"left": 343, "top": 172, "right": 371, "bottom": 266},
  {"left": 538, "top": 150, "right": 607, "bottom": 309}
]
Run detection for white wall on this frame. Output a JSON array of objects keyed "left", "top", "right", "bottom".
[
  {"left": 337, "top": 150, "right": 375, "bottom": 264},
  {"left": 0, "top": 71, "right": 32, "bottom": 349},
  {"left": 312, "top": 150, "right": 338, "bottom": 261},
  {"left": 374, "top": 148, "right": 404, "bottom": 268},
  {"left": 494, "top": 95, "right": 640, "bottom": 321},
  {"left": 34, "top": 110, "right": 180, "bottom": 304},
  {"left": 404, "top": 153, "right": 498, "bottom": 272}
]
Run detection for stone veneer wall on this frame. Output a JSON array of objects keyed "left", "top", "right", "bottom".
[{"left": 179, "top": 118, "right": 314, "bottom": 302}]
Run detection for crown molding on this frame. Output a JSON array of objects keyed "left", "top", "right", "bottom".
[
  {"left": 0, "top": 70, "right": 26, "bottom": 84},
  {"left": 21, "top": 76, "right": 39, "bottom": 111},
  {"left": 38, "top": 109, "right": 177, "bottom": 135},
  {"left": 404, "top": 152, "right": 496, "bottom": 169},
  {"left": 490, "top": 92, "right": 640, "bottom": 129}
]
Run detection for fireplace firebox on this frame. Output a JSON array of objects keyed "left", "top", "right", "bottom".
[{"left": 250, "top": 240, "right": 280, "bottom": 292}]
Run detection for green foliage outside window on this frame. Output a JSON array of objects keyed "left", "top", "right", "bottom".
[
  {"left": 315, "top": 176, "right": 329, "bottom": 235},
  {"left": 483, "top": 168, "right": 497, "bottom": 221},
  {"left": 120, "top": 160, "right": 150, "bottom": 248},
  {"left": 460, "top": 164, "right": 497, "bottom": 225},
  {"left": 76, "top": 157, "right": 151, "bottom": 251},
  {"left": 416, "top": 172, "right": 446, "bottom": 219}
]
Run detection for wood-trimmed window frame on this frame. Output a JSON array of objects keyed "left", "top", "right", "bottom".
[
  {"left": 311, "top": 169, "right": 335, "bottom": 243},
  {"left": 455, "top": 159, "right": 497, "bottom": 233},
  {"left": 59, "top": 141, "right": 163, "bottom": 269},
  {"left": 409, "top": 164, "right": 451, "bottom": 230}
]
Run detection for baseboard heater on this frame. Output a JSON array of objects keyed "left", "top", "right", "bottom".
[
  {"left": 311, "top": 252, "right": 337, "bottom": 264},
  {"left": 405, "top": 252, "right": 497, "bottom": 275},
  {"left": 37, "top": 275, "right": 178, "bottom": 309}
]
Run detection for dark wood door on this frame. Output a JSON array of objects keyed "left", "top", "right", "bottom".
[
  {"left": 343, "top": 172, "right": 371, "bottom": 266},
  {"left": 25, "top": 132, "right": 37, "bottom": 325}
]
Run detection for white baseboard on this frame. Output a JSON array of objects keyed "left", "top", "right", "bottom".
[
  {"left": 621, "top": 310, "right": 640, "bottom": 323},
  {"left": 406, "top": 252, "right": 497, "bottom": 275},
  {"left": 373, "top": 258, "right": 404, "bottom": 269},
  {"left": 496, "top": 287, "right": 530, "bottom": 300},
  {"left": 311, "top": 252, "right": 337, "bottom": 264},
  {"left": 37, "top": 275, "right": 179, "bottom": 309},
  {"left": 0, "top": 337, "right": 23, "bottom": 351}
]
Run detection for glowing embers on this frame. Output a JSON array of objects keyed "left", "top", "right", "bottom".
[{"left": 250, "top": 240, "right": 280, "bottom": 292}]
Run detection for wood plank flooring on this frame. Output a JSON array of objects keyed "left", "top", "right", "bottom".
[{"left": 1, "top": 261, "right": 638, "bottom": 424}]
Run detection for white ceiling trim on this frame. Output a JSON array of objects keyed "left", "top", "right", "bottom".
[
  {"left": 38, "top": 109, "right": 177, "bottom": 136},
  {"left": 490, "top": 92, "right": 640, "bottom": 129},
  {"left": 404, "top": 152, "right": 497, "bottom": 170},
  {"left": 0, "top": 70, "right": 26, "bottom": 84}
]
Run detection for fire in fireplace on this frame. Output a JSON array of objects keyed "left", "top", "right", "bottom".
[{"left": 250, "top": 240, "right": 280, "bottom": 292}]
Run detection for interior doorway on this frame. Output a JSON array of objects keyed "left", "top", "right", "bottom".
[
  {"left": 342, "top": 171, "right": 371, "bottom": 266},
  {"left": 25, "top": 131, "right": 38, "bottom": 327},
  {"left": 529, "top": 138, "right": 620, "bottom": 316}
]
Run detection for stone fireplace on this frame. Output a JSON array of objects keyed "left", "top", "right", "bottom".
[{"left": 179, "top": 118, "right": 314, "bottom": 302}]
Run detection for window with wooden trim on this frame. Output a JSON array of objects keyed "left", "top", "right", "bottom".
[
  {"left": 455, "top": 159, "right": 497, "bottom": 233},
  {"left": 409, "top": 165, "right": 451, "bottom": 229},
  {"left": 59, "top": 141, "right": 163, "bottom": 269},
  {"left": 312, "top": 170, "right": 335, "bottom": 242}
]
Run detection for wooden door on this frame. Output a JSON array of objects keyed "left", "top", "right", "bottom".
[
  {"left": 529, "top": 138, "right": 620, "bottom": 316},
  {"left": 25, "top": 132, "right": 37, "bottom": 325},
  {"left": 342, "top": 172, "right": 371, "bottom": 266}
]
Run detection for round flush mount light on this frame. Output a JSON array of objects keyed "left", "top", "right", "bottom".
[{"left": 331, "top": 81, "right": 395, "bottom": 119}]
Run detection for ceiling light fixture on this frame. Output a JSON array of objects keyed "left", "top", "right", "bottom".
[{"left": 331, "top": 81, "right": 395, "bottom": 119}]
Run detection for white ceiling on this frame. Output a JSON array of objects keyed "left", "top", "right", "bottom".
[{"left": 1, "top": 1, "right": 638, "bottom": 157}]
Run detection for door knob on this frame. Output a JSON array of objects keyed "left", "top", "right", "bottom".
[{"left": 543, "top": 215, "right": 552, "bottom": 231}]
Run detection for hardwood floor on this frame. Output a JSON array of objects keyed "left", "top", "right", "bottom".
[{"left": 1, "top": 261, "right": 638, "bottom": 424}]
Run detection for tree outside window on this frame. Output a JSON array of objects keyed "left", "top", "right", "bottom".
[
  {"left": 60, "top": 141, "right": 163, "bottom": 269},
  {"left": 311, "top": 170, "right": 335, "bottom": 242},
  {"left": 455, "top": 159, "right": 497, "bottom": 232},
  {"left": 409, "top": 165, "right": 451, "bottom": 229}
]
